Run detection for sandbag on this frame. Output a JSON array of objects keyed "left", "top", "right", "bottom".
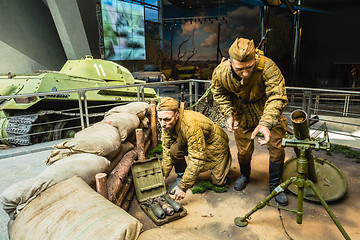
[
  {"left": 1, "top": 153, "right": 110, "bottom": 220},
  {"left": 46, "top": 122, "right": 121, "bottom": 165},
  {"left": 105, "top": 102, "right": 150, "bottom": 128},
  {"left": 101, "top": 113, "right": 140, "bottom": 141},
  {"left": 8, "top": 176, "right": 142, "bottom": 240}
]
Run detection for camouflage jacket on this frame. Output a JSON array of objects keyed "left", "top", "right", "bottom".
[
  {"left": 211, "top": 53, "right": 288, "bottom": 129},
  {"left": 162, "top": 107, "right": 229, "bottom": 191}
]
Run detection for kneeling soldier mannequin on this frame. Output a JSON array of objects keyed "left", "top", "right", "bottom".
[
  {"left": 157, "top": 97, "right": 232, "bottom": 201},
  {"left": 211, "top": 38, "right": 289, "bottom": 206}
]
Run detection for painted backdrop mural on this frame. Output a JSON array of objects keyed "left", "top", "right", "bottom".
[{"left": 163, "top": 3, "right": 260, "bottom": 79}]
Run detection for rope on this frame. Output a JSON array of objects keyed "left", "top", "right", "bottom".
[{"left": 278, "top": 208, "right": 295, "bottom": 240}]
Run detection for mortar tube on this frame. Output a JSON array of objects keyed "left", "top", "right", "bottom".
[{"left": 290, "top": 110, "right": 317, "bottom": 183}]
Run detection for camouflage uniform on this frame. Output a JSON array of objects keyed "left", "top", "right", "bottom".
[
  {"left": 211, "top": 51, "right": 288, "bottom": 165},
  {"left": 161, "top": 106, "right": 231, "bottom": 192}
]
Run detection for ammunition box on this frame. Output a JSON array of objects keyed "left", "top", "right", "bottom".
[{"left": 131, "top": 157, "right": 187, "bottom": 225}]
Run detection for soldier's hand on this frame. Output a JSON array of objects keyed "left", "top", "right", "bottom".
[
  {"left": 170, "top": 186, "right": 186, "bottom": 201},
  {"left": 251, "top": 125, "right": 271, "bottom": 145},
  {"left": 227, "top": 117, "right": 239, "bottom": 133}
]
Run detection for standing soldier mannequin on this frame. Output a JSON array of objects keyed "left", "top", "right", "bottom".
[
  {"left": 211, "top": 38, "right": 288, "bottom": 206},
  {"left": 157, "top": 97, "right": 232, "bottom": 201}
]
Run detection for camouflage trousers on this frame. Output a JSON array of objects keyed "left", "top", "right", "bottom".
[{"left": 234, "top": 115, "right": 287, "bottom": 165}]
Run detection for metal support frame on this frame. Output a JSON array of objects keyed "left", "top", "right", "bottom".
[
  {"left": 137, "top": 86, "right": 141, "bottom": 101},
  {"left": 77, "top": 92, "right": 85, "bottom": 129},
  {"left": 83, "top": 91, "right": 90, "bottom": 127},
  {"left": 136, "top": 86, "right": 145, "bottom": 101},
  {"left": 302, "top": 91, "right": 312, "bottom": 119},
  {"left": 194, "top": 82, "right": 199, "bottom": 103},
  {"left": 290, "top": 94, "right": 295, "bottom": 112},
  {"left": 189, "top": 81, "right": 193, "bottom": 105},
  {"left": 343, "top": 95, "right": 350, "bottom": 116},
  {"left": 314, "top": 94, "right": 320, "bottom": 115},
  {"left": 141, "top": 86, "right": 145, "bottom": 102}
]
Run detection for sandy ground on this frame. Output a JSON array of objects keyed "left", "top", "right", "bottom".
[{"left": 131, "top": 130, "right": 360, "bottom": 240}]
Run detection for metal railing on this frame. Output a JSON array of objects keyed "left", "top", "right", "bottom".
[
  {"left": 0, "top": 79, "right": 359, "bottom": 146},
  {"left": 285, "top": 87, "right": 360, "bottom": 118}
]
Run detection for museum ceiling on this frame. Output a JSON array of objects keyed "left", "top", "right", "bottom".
[{"left": 165, "top": 0, "right": 358, "bottom": 9}]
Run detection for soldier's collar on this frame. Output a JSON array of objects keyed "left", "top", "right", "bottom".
[{"left": 174, "top": 102, "right": 185, "bottom": 135}]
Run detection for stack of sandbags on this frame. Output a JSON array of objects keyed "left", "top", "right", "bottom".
[
  {"left": 8, "top": 176, "right": 142, "bottom": 240},
  {"left": 1, "top": 153, "right": 110, "bottom": 220},
  {"left": 0, "top": 101, "right": 151, "bottom": 236},
  {"left": 46, "top": 102, "right": 150, "bottom": 165}
]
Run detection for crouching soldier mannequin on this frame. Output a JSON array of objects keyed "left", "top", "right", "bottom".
[
  {"left": 211, "top": 38, "right": 289, "bottom": 206},
  {"left": 157, "top": 97, "right": 232, "bottom": 201}
]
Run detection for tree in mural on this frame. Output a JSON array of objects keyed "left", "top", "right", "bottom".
[
  {"left": 167, "top": 22, "right": 198, "bottom": 78},
  {"left": 177, "top": 27, "right": 197, "bottom": 64}
]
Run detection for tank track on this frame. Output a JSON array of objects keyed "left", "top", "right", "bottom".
[
  {"left": 6, "top": 114, "right": 39, "bottom": 145},
  {"left": 5, "top": 110, "right": 105, "bottom": 146}
]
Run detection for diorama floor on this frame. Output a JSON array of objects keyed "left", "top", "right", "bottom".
[
  {"left": 0, "top": 130, "right": 359, "bottom": 240},
  {"left": 131, "top": 130, "right": 360, "bottom": 240}
]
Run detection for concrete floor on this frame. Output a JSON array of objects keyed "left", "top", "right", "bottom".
[{"left": 0, "top": 140, "right": 64, "bottom": 240}]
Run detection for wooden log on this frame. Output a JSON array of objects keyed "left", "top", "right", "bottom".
[
  {"left": 145, "top": 138, "right": 151, "bottom": 156},
  {"left": 150, "top": 104, "right": 158, "bottom": 149},
  {"left": 144, "top": 126, "right": 151, "bottom": 141},
  {"left": 106, "top": 142, "right": 134, "bottom": 175},
  {"left": 136, "top": 129, "right": 145, "bottom": 162},
  {"left": 107, "top": 128, "right": 150, "bottom": 203},
  {"left": 107, "top": 149, "right": 137, "bottom": 202},
  {"left": 115, "top": 175, "right": 132, "bottom": 206},
  {"left": 95, "top": 173, "right": 108, "bottom": 199},
  {"left": 121, "top": 185, "right": 135, "bottom": 212}
]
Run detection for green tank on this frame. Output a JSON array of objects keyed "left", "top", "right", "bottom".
[{"left": 0, "top": 56, "right": 157, "bottom": 146}]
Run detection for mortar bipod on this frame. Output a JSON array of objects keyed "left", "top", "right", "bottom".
[{"left": 234, "top": 109, "right": 350, "bottom": 240}]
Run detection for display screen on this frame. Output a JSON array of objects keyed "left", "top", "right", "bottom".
[{"left": 101, "top": 0, "right": 146, "bottom": 60}]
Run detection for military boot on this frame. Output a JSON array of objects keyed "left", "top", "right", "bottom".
[
  {"left": 234, "top": 163, "right": 251, "bottom": 191},
  {"left": 269, "top": 161, "right": 288, "bottom": 206},
  {"left": 169, "top": 172, "right": 184, "bottom": 194}
]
